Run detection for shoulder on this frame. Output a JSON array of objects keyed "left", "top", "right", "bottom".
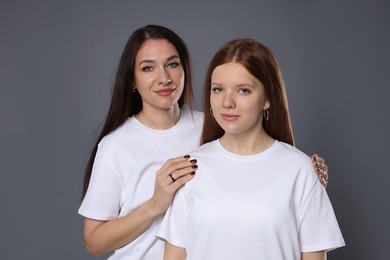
[
  {"left": 275, "top": 142, "right": 314, "bottom": 175},
  {"left": 275, "top": 142, "right": 321, "bottom": 202},
  {"left": 278, "top": 142, "right": 311, "bottom": 163},
  {"left": 188, "top": 140, "right": 216, "bottom": 156},
  {"left": 98, "top": 117, "right": 134, "bottom": 152}
]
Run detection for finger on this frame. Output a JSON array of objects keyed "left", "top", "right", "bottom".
[
  {"left": 157, "top": 159, "right": 197, "bottom": 188},
  {"left": 311, "top": 154, "right": 319, "bottom": 162},
  {"left": 169, "top": 170, "right": 196, "bottom": 191},
  {"left": 311, "top": 154, "right": 327, "bottom": 172},
  {"left": 160, "top": 155, "right": 191, "bottom": 169},
  {"left": 168, "top": 173, "right": 177, "bottom": 182},
  {"left": 156, "top": 155, "right": 192, "bottom": 177},
  {"left": 311, "top": 154, "right": 319, "bottom": 168},
  {"left": 162, "top": 159, "right": 197, "bottom": 179},
  {"left": 314, "top": 158, "right": 328, "bottom": 175},
  {"left": 168, "top": 164, "right": 198, "bottom": 183},
  {"left": 317, "top": 163, "right": 328, "bottom": 173},
  {"left": 312, "top": 154, "right": 324, "bottom": 164},
  {"left": 311, "top": 154, "right": 326, "bottom": 164},
  {"left": 322, "top": 170, "right": 329, "bottom": 181},
  {"left": 316, "top": 166, "right": 329, "bottom": 182},
  {"left": 162, "top": 164, "right": 198, "bottom": 187},
  {"left": 319, "top": 175, "right": 328, "bottom": 188}
]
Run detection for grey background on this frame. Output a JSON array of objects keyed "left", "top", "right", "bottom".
[{"left": 1, "top": 0, "right": 389, "bottom": 259}]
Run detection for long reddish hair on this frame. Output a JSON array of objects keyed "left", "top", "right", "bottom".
[{"left": 201, "top": 38, "right": 294, "bottom": 146}]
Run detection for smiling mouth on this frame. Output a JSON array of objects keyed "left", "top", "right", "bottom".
[{"left": 155, "top": 88, "right": 175, "bottom": 96}]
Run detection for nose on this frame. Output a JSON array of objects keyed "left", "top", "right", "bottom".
[
  {"left": 158, "top": 68, "right": 172, "bottom": 86},
  {"left": 222, "top": 92, "right": 236, "bottom": 109}
]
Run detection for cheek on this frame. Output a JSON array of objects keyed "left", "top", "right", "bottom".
[
  {"left": 134, "top": 73, "right": 145, "bottom": 86},
  {"left": 174, "top": 69, "right": 185, "bottom": 87},
  {"left": 241, "top": 97, "right": 262, "bottom": 108},
  {"left": 135, "top": 74, "right": 154, "bottom": 90},
  {"left": 210, "top": 94, "right": 220, "bottom": 109},
  {"left": 241, "top": 99, "right": 264, "bottom": 117}
]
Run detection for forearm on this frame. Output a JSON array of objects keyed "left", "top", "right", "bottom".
[
  {"left": 301, "top": 251, "right": 326, "bottom": 260},
  {"left": 84, "top": 199, "right": 162, "bottom": 256}
]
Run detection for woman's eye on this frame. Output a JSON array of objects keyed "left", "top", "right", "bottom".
[
  {"left": 239, "top": 88, "right": 251, "bottom": 94},
  {"left": 142, "top": 66, "right": 154, "bottom": 72},
  {"left": 211, "top": 87, "right": 223, "bottom": 93},
  {"left": 167, "top": 62, "right": 180, "bottom": 68}
]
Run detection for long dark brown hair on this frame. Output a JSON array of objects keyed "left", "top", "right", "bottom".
[
  {"left": 82, "top": 25, "right": 193, "bottom": 198},
  {"left": 201, "top": 38, "right": 294, "bottom": 146}
]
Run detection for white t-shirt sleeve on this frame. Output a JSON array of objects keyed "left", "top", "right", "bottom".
[
  {"left": 296, "top": 161, "right": 345, "bottom": 252},
  {"left": 78, "top": 145, "right": 122, "bottom": 220},
  {"left": 157, "top": 186, "right": 187, "bottom": 248}
]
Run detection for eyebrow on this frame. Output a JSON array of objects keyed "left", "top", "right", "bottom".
[
  {"left": 211, "top": 82, "right": 255, "bottom": 87},
  {"left": 138, "top": 55, "right": 180, "bottom": 66}
]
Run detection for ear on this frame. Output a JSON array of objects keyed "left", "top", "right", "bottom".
[{"left": 263, "top": 100, "right": 270, "bottom": 110}]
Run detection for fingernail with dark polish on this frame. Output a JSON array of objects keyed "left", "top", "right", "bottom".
[
  {"left": 191, "top": 171, "right": 196, "bottom": 175},
  {"left": 192, "top": 165, "right": 198, "bottom": 169},
  {"left": 184, "top": 155, "right": 190, "bottom": 159},
  {"left": 190, "top": 159, "right": 197, "bottom": 163}
]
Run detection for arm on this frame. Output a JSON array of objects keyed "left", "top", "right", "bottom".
[
  {"left": 163, "top": 242, "right": 186, "bottom": 260},
  {"left": 83, "top": 155, "right": 198, "bottom": 256},
  {"left": 301, "top": 251, "right": 326, "bottom": 260},
  {"left": 84, "top": 200, "right": 162, "bottom": 256},
  {"left": 311, "top": 154, "right": 329, "bottom": 188}
]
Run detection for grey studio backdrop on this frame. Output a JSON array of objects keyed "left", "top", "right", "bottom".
[{"left": 1, "top": 0, "right": 389, "bottom": 259}]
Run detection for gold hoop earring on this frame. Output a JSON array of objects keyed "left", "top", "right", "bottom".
[
  {"left": 263, "top": 109, "right": 269, "bottom": 121},
  {"left": 210, "top": 107, "right": 214, "bottom": 117}
]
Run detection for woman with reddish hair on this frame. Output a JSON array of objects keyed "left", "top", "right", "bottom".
[{"left": 158, "top": 38, "right": 344, "bottom": 260}]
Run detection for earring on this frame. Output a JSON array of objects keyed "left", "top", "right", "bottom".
[
  {"left": 132, "top": 87, "right": 137, "bottom": 93},
  {"left": 210, "top": 107, "right": 214, "bottom": 117},
  {"left": 263, "top": 109, "right": 269, "bottom": 121}
]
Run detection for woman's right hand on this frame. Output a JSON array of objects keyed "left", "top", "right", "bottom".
[
  {"left": 83, "top": 155, "right": 198, "bottom": 255},
  {"left": 149, "top": 155, "right": 198, "bottom": 215}
]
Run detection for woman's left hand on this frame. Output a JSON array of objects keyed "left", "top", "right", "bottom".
[{"left": 311, "top": 154, "right": 329, "bottom": 188}]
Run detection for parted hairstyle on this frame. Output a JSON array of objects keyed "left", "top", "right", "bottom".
[
  {"left": 201, "top": 38, "right": 294, "bottom": 146},
  {"left": 82, "top": 25, "right": 193, "bottom": 198}
]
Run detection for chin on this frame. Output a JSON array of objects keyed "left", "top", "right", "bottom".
[
  {"left": 220, "top": 127, "right": 243, "bottom": 135},
  {"left": 155, "top": 99, "right": 179, "bottom": 108}
]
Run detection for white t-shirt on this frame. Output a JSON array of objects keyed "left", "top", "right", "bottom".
[
  {"left": 157, "top": 140, "right": 345, "bottom": 260},
  {"left": 78, "top": 107, "right": 203, "bottom": 260}
]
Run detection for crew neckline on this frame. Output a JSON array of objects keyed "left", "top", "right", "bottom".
[
  {"left": 131, "top": 108, "right": 187, "bottom": 136},
  {"left": 215, "top": 139, "right": 280, "bottom": 161}
]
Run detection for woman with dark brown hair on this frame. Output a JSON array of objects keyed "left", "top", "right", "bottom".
[
  {"left": 78, "top": 25, "right": 201, "bottom": 259},
  {"left": 158, "top": 38, "right": 344, "bottom": 260}
]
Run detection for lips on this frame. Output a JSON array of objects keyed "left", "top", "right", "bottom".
[
  {"left": 220, "top": 113, "right": 240, "bottom": 122},
  {"left": 155, "top": 88, "right": 175, "bottom": 96}
]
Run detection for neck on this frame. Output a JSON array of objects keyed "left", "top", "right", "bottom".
[
  {"left": 219, "top": 130, "right": 275, "bottom": 155},
  {"left": 136, "top": 105, "right": 181, "bottom": 130}
]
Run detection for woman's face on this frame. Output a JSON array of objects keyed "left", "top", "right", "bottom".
[
  {"left": 210, "top": 62, "right": 270, "bottom": 137},
  {"left": 134, "top": 39, "right": 184, "bottom": 112}
]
